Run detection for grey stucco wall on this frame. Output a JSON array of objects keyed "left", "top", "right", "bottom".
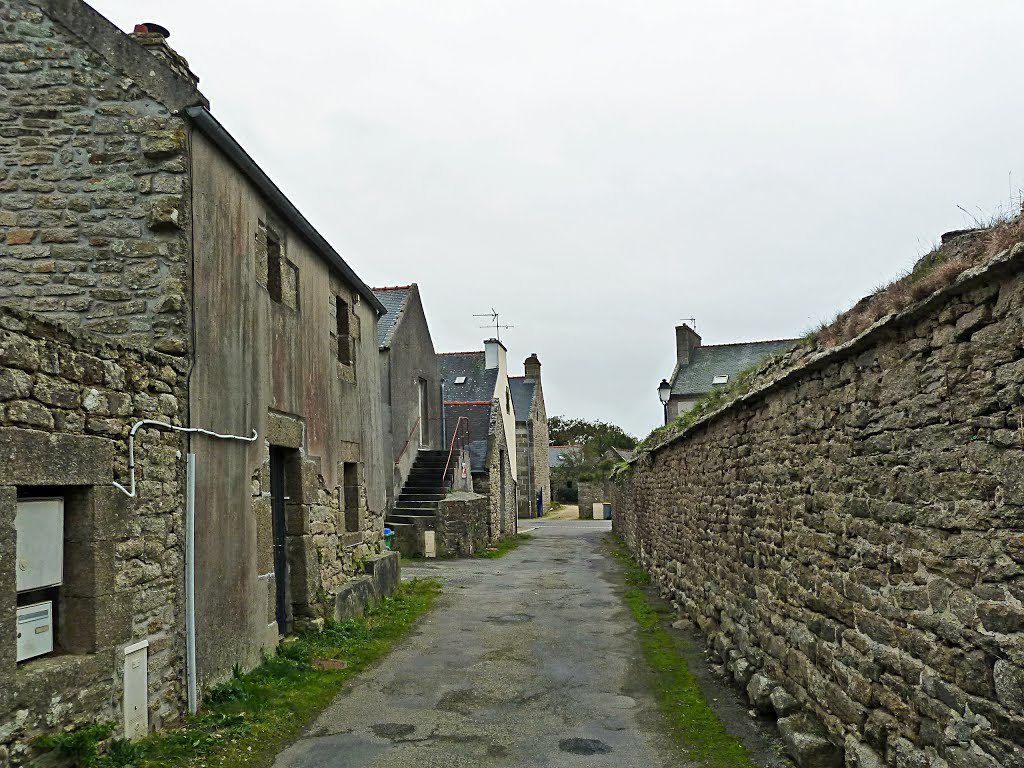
[
  {"left": 379, "top": 287, "right": 441, "bottom": 509},
  {"left": 188, "top": 130, "right": 388, "bottom": 685}
]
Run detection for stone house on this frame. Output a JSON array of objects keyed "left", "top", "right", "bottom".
[
  {"left": 372, "top": 284, "right": 442, "bottom": 511},
  {"left": 509, "top": 353, "right": 551, "bottom": 518},
  {"left": 664, "top": 324, "right": 798, "bottom": 420},
  {"left": 437, "top": 340, "right": 518, "bottom": 541},
  {"left": 0, "top": 1, "right": 393, "bottom": 755}
]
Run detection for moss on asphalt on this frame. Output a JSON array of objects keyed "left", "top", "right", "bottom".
[
  {"left": 474, "top": 532, "right": 532, "bottom": 559},
  {"left": 607, "top": 536, "right": 757, "bottom": 768}
]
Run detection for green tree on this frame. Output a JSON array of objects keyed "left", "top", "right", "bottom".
[{"left": 548, "top": 416, "right": 636, "bottom": 460}]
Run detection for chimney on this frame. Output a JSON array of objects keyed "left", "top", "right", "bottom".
[
  {"left": 675, "top": 324, "right": 701, "bottom": 366},
  {"left": 484, "top": 338, "right": 507, "bottom": 372},
  {"left": 524, "top": 353, "right": 541, "bottom": 383},
  {"left": 131, "top": 23, "right": 200, "bottom": 89}
]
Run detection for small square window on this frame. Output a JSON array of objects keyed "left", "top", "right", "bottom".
[
  {"left": 267, "top": 234, "right": 283, "bottom": 303},
  {"left": 712, "top": 375, "right": 729, "bottom": 385}
]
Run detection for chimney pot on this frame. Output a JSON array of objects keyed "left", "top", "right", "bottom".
[{"left": 134, "top": 22, "right": 170, "bottom": 39}]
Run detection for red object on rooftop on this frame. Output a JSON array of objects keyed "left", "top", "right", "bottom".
[{"left": 134, "top": 22, "right": 170, "bottom": 38}]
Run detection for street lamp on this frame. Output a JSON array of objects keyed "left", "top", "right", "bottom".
[{"left": 658, "top": 379, "right": 671, "bottom": 425}]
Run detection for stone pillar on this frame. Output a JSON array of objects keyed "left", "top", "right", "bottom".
[{"left": 0, "top": 487, "right": 16, "bottom": 710}]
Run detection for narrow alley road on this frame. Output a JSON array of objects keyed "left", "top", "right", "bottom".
[{"left": 272, "top": 521, "right": 682, "bottom": 768}]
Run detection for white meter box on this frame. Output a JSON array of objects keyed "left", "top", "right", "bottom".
[
  {"left": 14, "top": 498, "right": 64, "bottom": 593},
  {"left": 17, "top": 601, "right": 54, "bottom": 662}
]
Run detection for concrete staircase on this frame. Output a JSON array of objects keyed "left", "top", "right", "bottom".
[{"left": 386, "top": 449, "right": 450, "bottom": 555}]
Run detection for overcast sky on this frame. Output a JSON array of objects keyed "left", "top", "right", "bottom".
[{"left": 95, "top": 0, "right": 1024, "bottom": 438}]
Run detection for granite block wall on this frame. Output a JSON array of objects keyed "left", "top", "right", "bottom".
[
  {"left": 0, "top": 308, "right": 187, "bottom": 765},
  {"left": 613, "top": 245, "right": 1024, "bottom": 768}
]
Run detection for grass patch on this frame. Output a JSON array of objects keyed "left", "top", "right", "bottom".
[
  {"left": 606, "top": 536, "right": 757, "bottom": 768},
  {"left": 474, "top": 533, "right": 532, "bottom": 559},
  {"left": 39, "top": 578, "right": 441, "bottom": 768}
]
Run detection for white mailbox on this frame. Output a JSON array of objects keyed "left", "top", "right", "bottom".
[
  {"left": 16, "top": 601, "right": 54, "bottom": 662},
  {"left": 14, "top": 498, "right": 64, "bottom": 593}
]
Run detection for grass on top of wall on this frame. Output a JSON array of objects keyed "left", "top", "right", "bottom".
[
  {"left": 35, "top": 578, "right": 442, "bottom": 768},
  {"left": 606, "top": 536, "right": 758, "bottom": 768}
]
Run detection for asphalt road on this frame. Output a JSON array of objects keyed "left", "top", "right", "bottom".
[{"left": 272, "top": 520, "right": 683, "bottom": 768}]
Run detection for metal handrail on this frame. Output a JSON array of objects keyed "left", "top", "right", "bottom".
[
  {"left": 441, "top": 417, "right": 469, "bottom": 488},
  {"left": 394, "top": 417, "right": 421, "bottom": 466}
]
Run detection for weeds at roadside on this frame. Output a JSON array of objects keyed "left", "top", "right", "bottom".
[
  {"left": 606, "top": 535, "right": 757, "bottom": 768},
  {"left": 474, "top": 533, "right": 532, "bottom": 559},
  {"left": 36, "top": 579, "right": 441, "bottom": 768}
]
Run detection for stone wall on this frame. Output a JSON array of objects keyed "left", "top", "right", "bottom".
[
  {"left": 0, "top": 308, "right": 187, "bottom": 764},
  {"left": 612, "top": 245, "right": 1024, "bottom": 768},
  {"left": 578, "top": 480, "right": 609, "bottom": 520},
  {"left": 436, "top": 492, "right": 489, "bottom": 557},
  {"left": 0, "top": 0, "right": 199, "bottom": 351},
  {"left": 473, "top": 399, "right": 518, "bottom": 542}
]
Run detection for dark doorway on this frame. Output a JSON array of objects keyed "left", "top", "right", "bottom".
[{"left": 269, "top": 446, "right": 290, "bottom": 634}]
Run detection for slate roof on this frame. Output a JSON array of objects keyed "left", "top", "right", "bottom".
[
  {"left": 443, "top": 400, "right": 493, "bottom": 472},
  {"left": 607, "top": 447, "right": 635, "bottom": 462},
  {"left": 508, "top": 377, "right": 535, "bottom": 422},
  {"left": 549, "top": 445, "right": 581, "bottom": 467},
  {"left": 670, "top": 339, "right": 798, "bottom": 397},
  {"left": 371, "top": 285, "right": 413, "bottom": 349},
  {"left": 437, "top": 352, "right": 498, "bottom": 403},
  {"left": 438, "top": 351, "right": 501, "bottom": 473}
]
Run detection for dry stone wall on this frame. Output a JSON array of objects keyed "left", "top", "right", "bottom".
[
  {"left": 613, "top": 245, "right": 1024, "bottom": 768},
  {"left": 0, "top": 307, "right": 187, "bottom": 764}
]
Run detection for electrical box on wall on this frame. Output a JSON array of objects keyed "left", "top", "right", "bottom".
[
  {"left": 14, "top": 498, "right": 64, "bottom": 593},
  {"left": 16, "top": 601, "right": 53, "bottom": 662}
]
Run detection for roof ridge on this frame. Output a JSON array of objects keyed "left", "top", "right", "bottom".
[
  {"left": 700, "top": 338, "right": 800, "bottom": 349},
  {"left": 438, "top": 350, "right": 484, "bottom": 356},
  {"left": 445, "top": 400, "right": 491, "bottom": 405},
  {"left": 372, "top": 284, "right": 413, "bottom": 291}
]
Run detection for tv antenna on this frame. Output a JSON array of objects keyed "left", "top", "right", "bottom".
[
  {"left": 679, "top": 317, "right": 697, "bottom": 329},
  {"left": 474, "top": 309, "right": 514, "bottom": 342}
]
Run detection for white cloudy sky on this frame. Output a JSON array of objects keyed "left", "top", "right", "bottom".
[{"left": 94, "top": 0, "right": 1024, "bottom": 437}]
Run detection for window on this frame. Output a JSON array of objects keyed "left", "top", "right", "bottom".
[
  {"left": 712, "top": 374, "right": 729, "bottom": 385},
  {"left": 267, "top": 233, "right": 282, "bottom": 303},
  {"left": 454, "top": 376, "right": 467, "bottom": 385},
  {"left": 506, "top": 388, "right": 511, "bottom": 412},
  {"left": 265, "top": 229, "right": 298, "bottom": 309},
  {"left": 336, "top": 297, "right": 352, "bottom": 365}
]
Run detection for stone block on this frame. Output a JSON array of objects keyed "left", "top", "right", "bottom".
[
  {"left": 334, "top": 576, "right": 377, "bottom": 621},
  {"left": 0, "top": 487, "right": 16, "bottom": 704},
  {"left": 63, "top": 539, "right": 116, "bottom": 597},
  {"left": 747, "top": 673, "right": 776, "bottom": 714},
  {"left": 65, "top": 486, "right": 131, "bottom": 542},
  {"left": 267, "top": 412, "right": 303, "bottom": 450},
  {"left": 286, "top": 535, "right": 322, "bottom": 616},
  {"left": 0, "top": 428, "right": 114, "bottom": 486},
  {"left": 994, "top": 659, "right": 1024, "bottom": 714},
  {"left": 285, "top": 502, "right": 309, "bottom": 536},
  {"left": 843, "top": 737, "right": 883, "bottom": 768},
  {"left": 365, "top": 551, "right": 400, "bottom": 600},
  {"left": 61, "top": 593, "right": 131, "bottom": 654},
  {"left": 253, "top": 497, "right": 274, "bottom": 576},
  {"left": 777, "top": 714, "right": 842, "bottom": 768}
]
